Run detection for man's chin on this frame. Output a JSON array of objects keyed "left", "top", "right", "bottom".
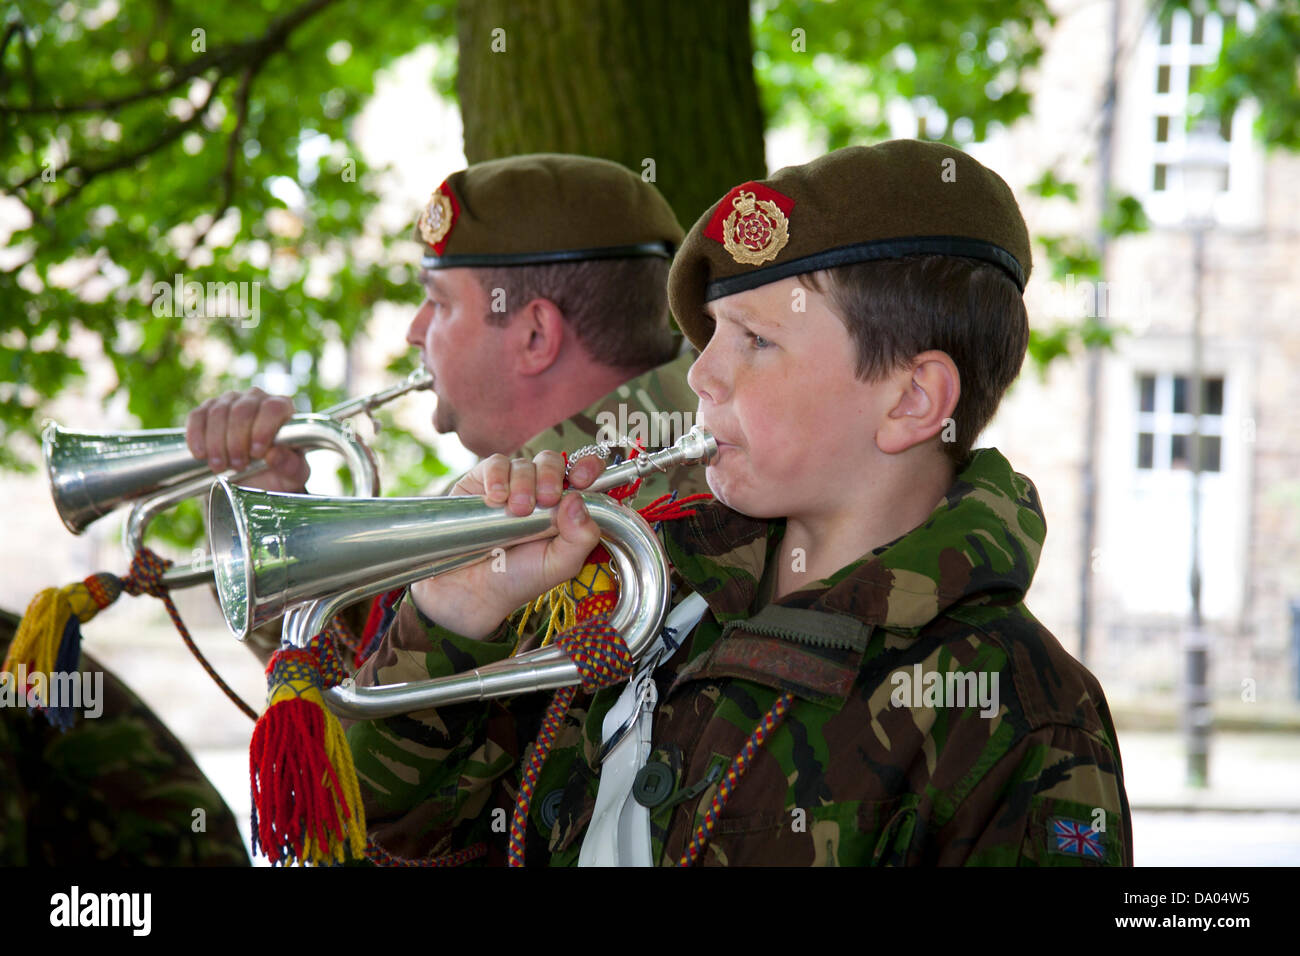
[{"left": 432, "top": 408, "right": 456, "bottom": 435}]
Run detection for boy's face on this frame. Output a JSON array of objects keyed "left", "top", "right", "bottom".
[{"left": 688, "top": 276, "right": 900, "bottom": 519}]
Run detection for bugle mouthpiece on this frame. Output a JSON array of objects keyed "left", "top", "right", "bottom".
[{"left": 585, "top": 426, "right": 717, "bottom": 494}]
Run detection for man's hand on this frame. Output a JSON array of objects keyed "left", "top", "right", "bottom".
[
  {"left": 409, "top": 451, "right": 608, "bottom": 639},
  {"left": 185, "top": 388, "right": 310, "bottom": 493}
]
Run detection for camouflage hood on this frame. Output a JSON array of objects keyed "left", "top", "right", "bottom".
[{"left": 664, "top": 447, "right": 1047, "bottom": 638}]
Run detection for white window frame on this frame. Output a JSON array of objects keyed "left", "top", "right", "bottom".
[
  {"left": 1118, "top": 3, "right": 1263, "bottom": 229},
  {"left": 1098, "top": 335, "right": 1255, "bottom": 623},
  {"left": 1135, "top": 371, "right": 1225, "bottom": 472}
]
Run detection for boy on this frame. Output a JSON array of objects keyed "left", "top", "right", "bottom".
[{"left": 347, "top": 140, "right": 1134, "bottom": 866}]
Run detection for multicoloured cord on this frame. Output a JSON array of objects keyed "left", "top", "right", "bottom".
[
  {"left": 123, "top": 549, "right": 261, "bottom": 722},
  {"left": 506, "top": 593, "right": 632, "bottom": 867},
  {"left": 678, "top": 690, "right": 796, "bottom": 867},
  {"left": 364, "top": 838, "right": 488, "bottom": 867}
]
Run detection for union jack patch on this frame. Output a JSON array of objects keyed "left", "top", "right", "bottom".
[{"left": 1049, "top": 817, "right": 1105, "bottom": 859}]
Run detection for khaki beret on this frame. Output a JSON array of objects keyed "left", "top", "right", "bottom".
[
  {"left": 668, "top": 140, "right": 1031, "bottom": 350},
  {"left": 416, "top": 153, "right": 683, "bottom": 269}
]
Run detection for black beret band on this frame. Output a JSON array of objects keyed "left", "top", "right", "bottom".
[
  {"left": 704, "top": 235, "right": 1026, "bottom": 300},
  {"left": 422, "top": 240, "right": 675, "bottom": 270}
]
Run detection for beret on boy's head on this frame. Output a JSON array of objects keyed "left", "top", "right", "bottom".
[
  {"left": 416, "top": 153, "right": 683, "bottom": 269},
  {"left": 668, "top": 140, "right": 1032, "bottom": 350}
]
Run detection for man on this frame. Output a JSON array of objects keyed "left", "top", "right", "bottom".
[
  {"left": 186, "top": 154, "right": 702, "bottom": 505},
  {"left": 187, "top": 153, "right": 704, "bottom": 706}
]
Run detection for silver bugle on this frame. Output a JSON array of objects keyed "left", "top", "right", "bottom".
[
  {"left": 206, "top": 426, "right": 717, "bottom": 718},
  {"left": 43, "top": 367, "right": 432, "bottom": 588}
]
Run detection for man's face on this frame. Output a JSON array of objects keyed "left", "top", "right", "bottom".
[
  {"left": 407, "top": 267, "right": 511, "bottom": 456},
  {"left": 687, "top": 276, "right": 899, "bottom": 519}
]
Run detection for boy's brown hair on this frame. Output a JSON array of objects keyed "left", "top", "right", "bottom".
[{"left": 801, "top": 253, "right": 1029, "bottom": 467}]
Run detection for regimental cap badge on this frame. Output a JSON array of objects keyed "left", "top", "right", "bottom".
[
  {"left": 417, "top": 181, "right": 459, "bottom": 254},
  {"left": 704, "top": 181, "right": 795, "bottom": 266}
]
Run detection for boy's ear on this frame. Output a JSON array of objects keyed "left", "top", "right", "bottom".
[{"left": 875, "top": 350, "right": 961, "bottom": 455}]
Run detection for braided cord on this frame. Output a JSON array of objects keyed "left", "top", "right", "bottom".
[
  {"left": 507, "top": 684, "right": 577, "bottom": 867},
  {"left": 507, "top": 595, "right": 633, "bottom": 867},
  {"left": 123, "top": 548, "right": 259, "bottom": 722},
  {"left": 678, "top": 690, "right": 795, "bottom": 867},
  {"left": 365, "top": 838, "right": 487, "bottom": 868}
]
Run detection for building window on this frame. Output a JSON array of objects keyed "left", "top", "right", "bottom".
[
  {"left": 1147, "top": 8, "right": 1242, "bottom": 213},
  {"left": 1136, "top": 372, "right": 1224, "bottom": 472}
]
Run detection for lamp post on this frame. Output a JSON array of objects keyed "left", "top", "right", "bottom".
[{"left": 1176, "top": 119, "right": 1226, "bottom": 789}]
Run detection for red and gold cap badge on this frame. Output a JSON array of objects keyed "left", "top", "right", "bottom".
[
  {"left": 417, "top": 181, "right": 460, "bottom": 255},
  {"left": 704, "top": 181, "right": 795, "bottom": 266}
]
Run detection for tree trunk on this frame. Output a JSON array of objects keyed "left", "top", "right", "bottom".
[{"left": 457, "top": 0, "right": 766, "bottom": 230}]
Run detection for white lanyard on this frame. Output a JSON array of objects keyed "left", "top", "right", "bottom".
[{"left": 578, "top": 592, "right": 709, "bottom": 866}]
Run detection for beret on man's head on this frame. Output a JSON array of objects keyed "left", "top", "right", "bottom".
[
  {"left": 416, "top": 153, "right": 684, "bottom": 269},
  {"left": 668, "top": 140, "right": 1032, "bottom": 350}
]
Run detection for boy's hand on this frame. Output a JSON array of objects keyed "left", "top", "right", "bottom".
[
  {"left": 409, "top": 451, "right": 609, "bottom": 640},
  {"left": 185, "top": 388, "right": 311, "bottom": 493}
]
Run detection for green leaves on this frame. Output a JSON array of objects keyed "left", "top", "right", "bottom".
[
  {"left": 1159, "top": 0, "right": 1300, "bottom": 150},
  {"left": 752, "top": 0, "right": 1053, "bottom": 147},
  {"left": 1, "top": 1, "right": 451, "bottom": 545},
  {"left": 1028, "top": 169, "right": 1078, "bottom": 203}
]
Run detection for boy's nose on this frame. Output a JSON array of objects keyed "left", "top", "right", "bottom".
[{"left": 687, "top": 341, "right": 727, "bottom": 404}]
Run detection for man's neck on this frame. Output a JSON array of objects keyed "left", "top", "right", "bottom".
[{"left": 501, "top": 359, "right": 649, "bottom": 456}]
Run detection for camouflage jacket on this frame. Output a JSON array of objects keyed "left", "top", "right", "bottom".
[
  {"left": 347, "top": 447, "right": 1133, "bottom": 866},
  {"left": 0, "top": 631, "right": 250, "bottom": 866}
]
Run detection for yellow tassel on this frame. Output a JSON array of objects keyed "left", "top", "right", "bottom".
[
  {"left": 506, "top": 562, "right": 617, "bottom": 656},
  {"left": 60, "top": 581, "right": 104, "bottom": 624},
  {"left": 2, "top": 588, "right": 72, "bottom": 689},
  {"left": 300, "top": 708, "right": 367, "bottom": 865},
  {"left": 541, "top": 586, "right": 577, "bottom": 648}
]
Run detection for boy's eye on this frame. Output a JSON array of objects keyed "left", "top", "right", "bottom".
[{"left": 746, "top": 331, "right": 771, "bottom": 349}]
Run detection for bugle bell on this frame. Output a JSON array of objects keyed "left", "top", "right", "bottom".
[
  {"left": 206, "top": 426, "right": 717, "bottom": 719},
  {"left": 42, "top": 368, "right": 432, "bottom": 588}
]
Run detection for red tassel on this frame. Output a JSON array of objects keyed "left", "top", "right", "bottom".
[{"left": 250, "top": 647, "right": 365, "bottom": 865}]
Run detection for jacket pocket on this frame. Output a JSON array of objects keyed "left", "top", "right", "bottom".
[{"left": 701, "top": 794, "right": 921, "bottom": 866}]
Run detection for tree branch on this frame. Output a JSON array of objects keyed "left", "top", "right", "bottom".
[
  {"left": 0, "top": 0, "right": 339, "bottom": 114},
  {"left": 0, "top": 19, "right": 22, "bottom": 70},
  {"left": 188, "top": 60, "right": 259, "bottom": 256},
  {"left": 13, "top": 0, "right": 333, "bottom": 206},
  {"left": 48, "top": 76, "right": 222, "bottom": 208}
]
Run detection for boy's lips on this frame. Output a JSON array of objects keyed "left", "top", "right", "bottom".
[{"left": 698, "top": 422, "right": 739, "bottom": 451}]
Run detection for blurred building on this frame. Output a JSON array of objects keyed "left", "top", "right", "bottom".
[{"left": 975, "top": 1, "right": 1300, "bottom": 708}]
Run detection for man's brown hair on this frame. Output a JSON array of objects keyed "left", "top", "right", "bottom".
[
  {"left": 802, "top": 254, "right": 1029, "bottom": 468},
  {"left": 474, "top": 257, "right": 678, "bottom": 371}
]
